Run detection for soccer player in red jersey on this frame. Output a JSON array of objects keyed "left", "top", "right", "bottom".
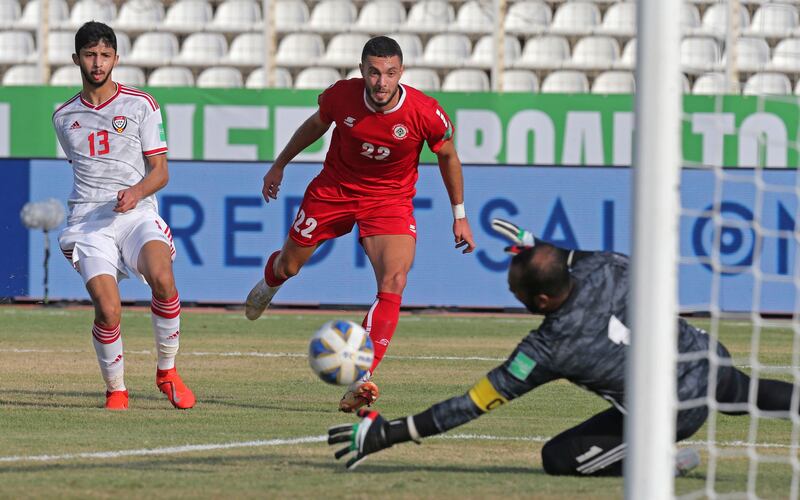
[{"left": 245, "top": 36, "right": 476, "bottom": 412}]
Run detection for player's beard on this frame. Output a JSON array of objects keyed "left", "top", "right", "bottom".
[
  {"left": 80, "top": 66, "right": 111, "bottom": 88},
  {"left": 368, "top": 85, "right": 399, "bottom": 108}
]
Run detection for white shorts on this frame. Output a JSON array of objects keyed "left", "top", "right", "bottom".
[{"left": 58, "top": 209, "right": 176, "bottom": 284}]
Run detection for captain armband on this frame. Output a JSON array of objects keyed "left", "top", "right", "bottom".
[{"left": 467, "top": 377, "right": 508, "bottom": 413}]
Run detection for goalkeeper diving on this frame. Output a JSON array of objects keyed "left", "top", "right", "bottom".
[{"left": 328, "top": 218, "right": 800, "bottom": 476}]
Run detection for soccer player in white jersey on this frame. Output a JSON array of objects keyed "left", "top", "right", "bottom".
[{"left": 52, "top": 22, "right": 195, "bottom": 410}]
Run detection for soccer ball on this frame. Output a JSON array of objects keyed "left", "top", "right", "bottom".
[{"left": 308, "top": 320, "right": 374, "bottom": 385}]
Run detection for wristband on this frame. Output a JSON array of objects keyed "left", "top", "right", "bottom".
[{"left": 452, "top": 203, "right": 466, "bottom": 219}]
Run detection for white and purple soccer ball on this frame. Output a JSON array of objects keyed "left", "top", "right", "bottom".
[{"left": 308, "top": 320, "right": 374, "bottom": 385}]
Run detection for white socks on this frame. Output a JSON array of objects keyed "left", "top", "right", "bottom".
[
  {"left": 92, "top": 322, "right": 125, "bottom": 392},
  {"left": 151, "top": 293, "right": 181, "bottom": 371}
]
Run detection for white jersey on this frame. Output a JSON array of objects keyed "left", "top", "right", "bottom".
[{"left": 52, "top": 83, "right": 168, "bottom": 224}]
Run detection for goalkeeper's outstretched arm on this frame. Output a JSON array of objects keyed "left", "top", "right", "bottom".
[{"left": 491, "top": 218, "right": 594, "bottom": 266}]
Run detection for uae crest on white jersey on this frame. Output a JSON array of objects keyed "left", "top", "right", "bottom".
[{"left": 112, "top": 115, "right": 127, "bottom": 133}]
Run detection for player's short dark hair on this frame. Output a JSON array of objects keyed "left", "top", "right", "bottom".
[
  {"left": 75, "top": 21, "right": 117, "bottom": 55},
  {"left": 512, "top": 244, "right": 571, "bottom": 298},
  {"left": 361, "top": 36, "right": 403, "bottom": 64}
]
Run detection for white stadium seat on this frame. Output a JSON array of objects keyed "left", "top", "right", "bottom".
[
  {"left": 353, "top": 0, "right": 405, "bottom": 34},
  {"left": 114, "top": 0, "right": 165, "bottom": 33},
  {"left": 796, "top": 79, "right": 800, "bottom": 96},
  {"left": 307, "top": 0, "right": 357, "bottom": 34},
  {"left": 700, "top": 3, "right": 750, "bottom": 38},
  {"left": 0, "top": 0, "right": 20, "bottom": 30},
  {"left": 15, "top": 0, "right": 68, "bottom": 29},
  {"left": 209, "top": 0, "right": 260, "bottom": 33},
  {"left": 402, "top": 0, "right": 455, "bottom": 34},
  {"left": 386, "top": 33, "right": 423, "bottom": 66},
  {"left": 514, "top": 35, "right": 570, "bottom": 70},
  {"left": 67, "top": 0, "right": 116, "bottom": 29},
  {"left": 591, "top": 70, "right": 634, "bottom": 94},
  {"left": 421, "top": 33, "right": 471, "bottom": 68},
  {"left": 692, "top": 72, "right": 728, "bottom": 95},
  {"left": 549, "top": 2, "right": 601, "bottom": 36},
  {"left": 452, "top": 0, "right": 493, "bottom": 34},
  {"left": 467, "top": 35, "right": 521, "bottom": 69},
  {"left": 115, "top": 32, "right": 132, "bottom": 58},
  {"left": 743, "top": 72, "right": 792, "bottom": 95},
  {"left": 319, "top": 33, "right": 370, "bottom": 68},
  {"left": 196, "top": 66, "right": 243, "bottom": 88},
  {"left": 345, "top": 68, "right": 362, "bottom": 80},
  {"left": 681, "top": 37, "right": 720, "bottom": 74},
  {"left": 724, "top": 37, "right": 770, "bottom": 73},
  {"left": 541, "top": 70, "right": 590, "bottom": 93},
  {"left": 400, "top": 68, "right": 440, "bottom": 91},
  {"left": 148, "top": 66, "right": 195, "bottom": 87},
  {"left": 0, "top": 31, "right": 34, "bottom": 65},
  {"left": 505, "top": 1, "right": 551, "bottom": 36},
  {"left": 771, "top": 38, "right": 800, "bottom": 72},
  {"left": 566, "top": 36, "right": 620, "bottom": 70},
  {"left": 294, "top": 67, "right": 341, "bottom": 89},
  {"left": 748, "top": 4, "right": 799, "bottom": 38},
  {"left": 245, "top": 67, "right": 293, "bottom": 88},
  {"left": 681, "top": 3, "right": 701, "bottom": 32},
  {"left": 50, "top": 66, "right": 83, "bottom": 86},
  {"left": 615, "top": 38, "right": 636, "bottom": 70},
  {"left": 45, "top": 31, "right": 75, "bottom": 65},
  {"left": 501, "top": 69, "right": 539, "bottom": 92},
  {"left": 275, "top": 33, "right": 324, "bottom": 67},
  {"left": 275, "top": 0, "right": 309, "bottom": 33},
  {"left": 3, "top": 64, "right": 41, "bottom": 85},
  {"left": 442, "top": 68, "right": 490, "bottom": 91},
  {"left": 173, "top": 33, "right": 227, "bottom": 67},
  {"left": 224, "top": 33, "right": 264, "bottom": 67},
  {"left": 162, "top": 0, "right": 213, "bottom": 34},
  {"left": 112, "top": 65, "right": 146, "bottom": 86},
  {"left": 127, "top": 32, "right": 179, "bottom": 67},
  {"left": 599, "top": 2, "right": 635, "bottom": 37}
]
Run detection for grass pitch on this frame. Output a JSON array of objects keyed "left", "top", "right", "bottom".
[{"left": 0, "top": 306, "right": 797, "bottom": 499}]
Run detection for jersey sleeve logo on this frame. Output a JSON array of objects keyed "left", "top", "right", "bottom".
[
  {"left": 392, "top": 123, "right": 408, "bottom": 140},
  {"left": 112, "top": 115, "right": 128, "bottom": 133},
  {"left": 507, "top": 351, "right": 537, "bottom": 381}
]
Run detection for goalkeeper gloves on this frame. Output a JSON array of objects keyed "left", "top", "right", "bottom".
[
  {"left": 490, "top": 218, "right": 535, "bottom": 255},
  {"left": 328, "top": 408, "right": 420, "bottom": 470}
]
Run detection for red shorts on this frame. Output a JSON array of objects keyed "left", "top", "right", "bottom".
[{"left": 288, "top": 177, "right": 417, "bottom": 247}]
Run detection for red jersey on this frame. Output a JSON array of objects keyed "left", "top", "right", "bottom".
[{"left": 316, "top": 78, "right": 454, "bottom": 198}]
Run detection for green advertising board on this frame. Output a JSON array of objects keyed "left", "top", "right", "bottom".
[{"left": 3, "top": 86, "right": 798, "bottom": 167}]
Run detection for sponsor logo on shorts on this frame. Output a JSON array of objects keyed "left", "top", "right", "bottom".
[
  {"left": 344, "top": 116, "right": 356, "bottom": 127},
  {"left": 112, "top": 115, "right": 127, "bottom": 133},
  {"left": 392, "top": 123, "right": 408, "bottom": 140},
  {"left": 409, "top": 224, "right": 416, "bottom": 233}
]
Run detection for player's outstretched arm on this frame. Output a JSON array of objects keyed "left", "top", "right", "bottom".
[
  {"left": 115, "top": 153, "right": 168, "bottom": 213},
  {"left": 435, "top": 141, "right": 476, "bottom": 254},
  {"left": 262, "top": 111, "right": 331, "bottom": 203}
]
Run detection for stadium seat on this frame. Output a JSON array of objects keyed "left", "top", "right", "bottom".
[
  {"left": 173, "top": 32, "right": 227, "bottom": 67},
  {"left": 245, "top": 67, "right": 293, "bottom": 88},
  {"left": 692, "top": 72, "right": 728, "bottom": 95},
  {"left": 66, "top": 0, "right": 116, "bottom": 29},
  {"left": 748, "top": 4, "right": 799, "bottom": 38},
  {"left": 127, "top": 32, "right": 179, "bottom": 67},
  {"left": 681, "top": 3, "right": 701, "bottom": 32},
  {"left": 514, "top": 35, "right": 570, "bottom": 70},
  {"left": 294, "top": 67, "right": 341, "bottom": 89},
  {"left": 400, "top": 68, "right": 440, "bottom": 91},
  {"left": 353, "top": 0, "right": 405, "bottom": 34},
  {"left": 591, "top": 70, "right": 634, "bottom": 94},
  {"left": 566, "top": 36, "right": 620, "bottom": 70},
  {"left": 386, "top": 33, "right": 423, "bottom": 66},
  {"left": 402, "top": 0, "right": 455, "bottom": 34},
  {"left": 795, "top": 79, "right": 800, "bottom": 96},
  {"left": 549, "top": 2, "right": 601, "bottom": 36},
  {"left": 680, "top": 37, "right": 720, "bottom": 74},
  {"left": 442, "top": 68, "right": 490, "bottom": 91},
  {"left": 345, "top": 68, "right": 361, "bottom": 79},
  {"left": 209, "top": 0, "right": 260, "bottom": 33},
  {"left": 0, "top": 0, "right": 20, "bottom": 30},
  {"left": 500, "top": 69, "right": 539, "bottom": 92},
  {"left": 44, "top": 31, "right": 75, "bottom": 65},
  {"left": 112, "top": 65, "right": 146, "bottom": 86},
  {"left": 699, "top": 3, "right": 750, "bottom": 38},
  {"left": 275, "top": 0, "right": 309, "bottom": 34},
  {"left": 50, "top": 64, "right": 82, "bottom": 87},
  {"left": 743, "top": 72, "right": 792, "bottom": 95},
  {"left": 599, "top": 1, "right": 635, "bottom": 37},
  {"left": 307, "top": 0, "right": 357, "bottom": 34},
  {"left": 770, "top": 38, "right": 800, "bottom": 72},
  {"left": 421, "top": 33, "right": 471, "bottom": 68},
  {"left": 162, "top": 0, "right": 212, "bottom": 34},
  {"left": 505, "top": 1, "right": 551, "bottom": 36},
  {"left": 275, "top": 33, "right": 324, "bottom": 67},
  {"left": 15, "top": 0, "right": 68, "bottom": 30},
  {"left": 114, "top": 0, "right": 165, "bottom": 33},
  {"left": 319, "top": 33, "right": 370, "bottom": 68},
  {"left": 196, "top": 66, "right": 243, "bottom": 88},
  {"left": 723, "top": 37, "right": 770, "bottom": 73},
  {"left": 2, "top": 64, "right": 41, "bottom": 85},
  {"left": 148, "top": 66, "right": 194, "bottom": 87},
  {"left": 115, "top": 32, "right": 132, "bottom": 58},
  {"left": 615, "top": 38, "right": 636, "bottom": 70},
  {"left": 223, "top": 33, "right": 264, "bottom": 67},
  {"left": 541, "top": 70, "right": 590, "bottom": 93},
  {"left": 0, "top": 31, "right": 34, "bottom": 65},
  {"left": 467, "top": 35, "right": 521, "bottom": 69},
  {"left": 452, "top": 0, "right": 493, "bottom": 34}
]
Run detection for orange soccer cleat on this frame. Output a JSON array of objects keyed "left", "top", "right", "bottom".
[
  {"left": 156, "top": 367, "right": 196, "bottom": 409},
  {"left": 105, "top": 389, "right": 129, "bottom": 410},
  {"left": 339, "top": 380, "right": 380, "bottom": 413}
]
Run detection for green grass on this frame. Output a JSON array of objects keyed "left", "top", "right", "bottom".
[{"left": 0, "top": 306, "right": 797, "bottom": 499}]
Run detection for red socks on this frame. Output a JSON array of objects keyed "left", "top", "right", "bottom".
[
  {"left": 363, "top": 292, "right": 402, "bottom": 373},
  {"left": 264, "top": 250, "right": 286, "bottom": 287}
]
